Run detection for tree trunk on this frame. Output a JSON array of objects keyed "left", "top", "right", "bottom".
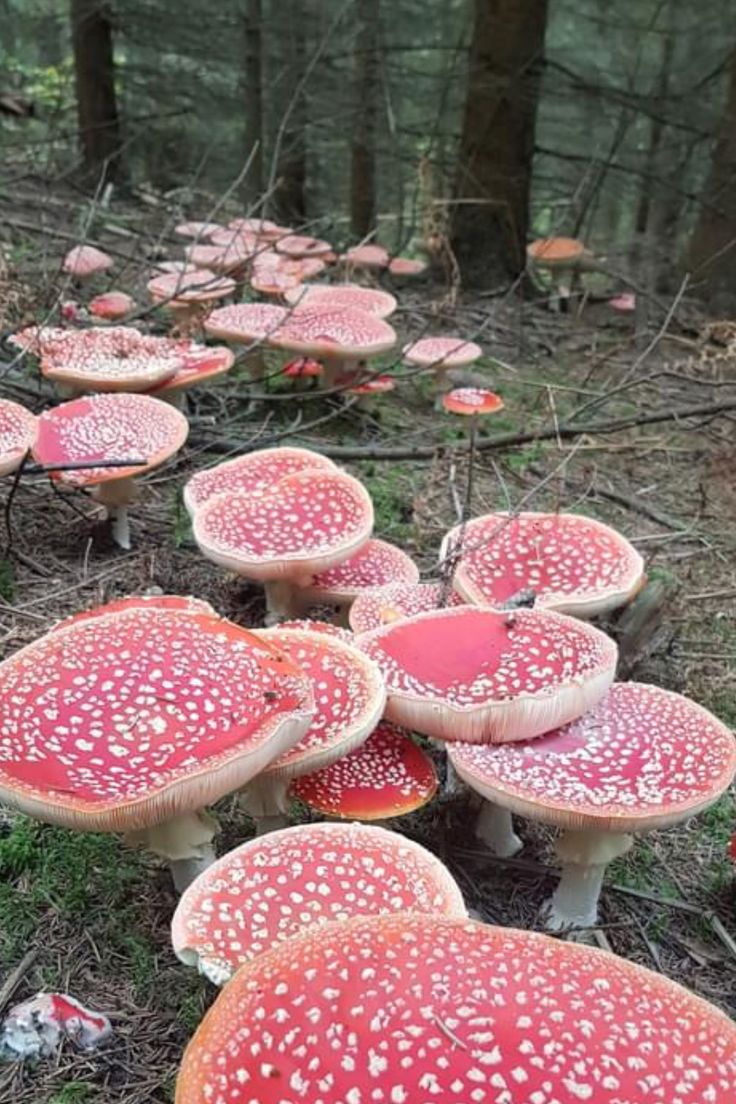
[
  {"left": 684, "top": 47, "right": 736, "bottom": 308},
  {"left": 350, "top": 0, "right": 379, "bottom": 239},
  {"left": 242, "top": 0, "right": 264, "bottom": 205},
  {"left": 272, "top": 0, "right": 307, "bottom": 225},
  {"left": 451, "top": 0, "right": 548, "bottom": 286},
  {"left": 69, "top": 0, "right": 121, "bottom": 183}
]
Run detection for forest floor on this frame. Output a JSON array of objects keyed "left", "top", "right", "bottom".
[{"left": 0, "top": 182, "right": 735, "bottom": 1103}]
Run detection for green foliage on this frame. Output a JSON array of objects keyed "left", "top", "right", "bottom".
[
  {"left": 357, "top": 463, "right": 415, "bottom": 543},
  {"left": 50, "top": 1083, "right": 95, "bottom": 1104}
]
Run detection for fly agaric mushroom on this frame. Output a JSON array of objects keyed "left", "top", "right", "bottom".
[
  {"left": 341, "top": 243, "right": 390, "bottom": 270},
  {"left": 269, "top": 306, "right": 397, "bottom": 387},
  {"left": 527, "top": 236, "right": 588, "bottom": 310},
  {"left": 293, "top": 538, "right": 419, "bottom": 623},
  {"left": 282, "top": 356, "right": 323, "bottom": 389},
  {"left": 149, "top": 345, "right": 235, "bottom": 407},
  {"left": 346, "top": 374, "right": 396, "bottom": 409},
  {"left": 359, "top": 605, "right": 617, "bottom": 743},
  {"left": 450, "top": 681, "right": 736, "bottom": 930},
  {"left": 609, "top": 292, "right": 636, "bottom": 312},
  {"left": 176, "top": 912, "right": 736, "bottom": 1104},
  {"left": 348, "top": 580, "right": 465, "bottom": 634},
  {"left": 192, "top": 469, "right": 374, "bottom": 620},
  {"left": 284, "top": 283, "right": 397, "bottom": 318},
  {"left": 174, "top": 221, "right": 222, "bottom": 241},
  {"left": 388, "top": 255, "right": 427, "bottom": 277},
  {"left": 63, "top": 245, "right": 113, "bottom": 281},
  {"left": 275, "top": 234, "right": 333, "bottom": 259},
  {"left": 0, "top": 606, "right": 315, "bottom": 891},
  {"left": 33, "top": 392, "right": 188, "bottom": 549},
  {"left": 204, "top": 301, "right": 287, "bottom": 379},
  {"left": 228, "top": 216, "right": 283, "bottom": 238},
  {"left": 442, "top": 387, "right": 504, "bottom": 416},
  {"left": 147, "top": 269, "right": 235, "bottom": 332},
  {"left": 51, "top": 593, "right": 216, "bottom": 632},
  {"left": 251, "top": 252, "right": 327, "bottom": 296},
  {"left": 238, "top": 625, "right": 386, "bottom": 833},
  {"left": 0, "top": 399, "right": 37, "bottom": 476},
  {"left": 291, "top": 719, "right": 438, "bottom": 821},
  {"left": 36, "top": 326, "right": 185, "bottom": 395},
  {"left": 185, "top": 240, "right": 254, "bottom": 278},
  {"left": 442, "top": 511, "right": 646, "bottom": 619},
  {"left": 278, "top": 618, "right": 355, "bottom": 644},
  {"left": 172, "top": 821, "right": 465, "bottom": 985},
  {"left": 403, "top": 335, "right": 483, "bottom": 391},
  {"left": 183, "top": 445, "right": 337, "bottom": 516},
  {"left": 88, "top": 291, "right": 136, "bottom": 322}
]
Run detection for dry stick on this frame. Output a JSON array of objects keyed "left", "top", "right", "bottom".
[{"left": 0, "top": 949, "right": 38, "bottom": 1015}]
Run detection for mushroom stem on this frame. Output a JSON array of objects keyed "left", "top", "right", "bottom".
[
  {"left": 94, "top": 477, "right": 138, "bottom": 550},
  {"left": 263, "top": 580, "right": 307, "bottom": 623},
  {"left": 543, "top": 828, "right": 634, "bottom": 931},
  {"left": 433, "top": 363, "right": 449, "bottom": 392},
  {"left": 475, "top": 801, "right": 523, "bottom": 857},
  {"left": 126, "top": 809, "right": 219, "bottom": 893},
  {"left": 238, "top": 774, "right": 291, "bottom": 835},
  {"left": 323, "top": 357, "right": 357, "bottom": 389}
]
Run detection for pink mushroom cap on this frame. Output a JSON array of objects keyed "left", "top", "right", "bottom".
[
  {"left": 358, "top": 605, "right": 618, "bottom": 743},
  {"left": 274, "top": 234, "right": 333, "bottom": 258},
  {"left": 341, "top": 243, "right": 390, "bottom": 269},
  {"left": 609, "top": 292, "right": 636, "bottom": 312},
  {"left": 450, "top": 681, "right": 736, "bottom": 833},
  {"left": 347, "top": 374, "right": 396, "bottom": 396},
  {"left": 284, "top": 283, "right": 397, "bottom": 318},
  {"left": 388, "top": 255, "right": 427, "bottom": 276},
  {"left": 291, "top": 720, "right": 438, "bottom": 820},
  {"left": 147, "top": 269, "right": 235, "bottom": 308},
  {"left": 0, "top": 398, "right": 37, "bottom": 477},
  {"left": 51, "top": 594, "right": 216, "bottom": 633},
  {"left": 150, "top": 345, "right": 235, "bottom": 396},
  {"left": 203, "top": 302, "right": 287, "bottom": 343},
  {"left": 63, "top": 245, "right": 113, "bottom": 279},
  {"left": 192, "top": 469, "right": 374, "bottom": 583},
  {"left": 174, "top": 222, "right": 223, "bottom": 241},
  {"left": 176, "top": 912, "right": 736, "bottom": 1104},
  {"left": 36, "top": 326, "right": 187, "bottom": 393},
  {"left": 442, "top": 511, "right": 646, "bottom": 619},
  {"left": 403, "top": 335, "right": 482, "bottom": 367},
  {"left": 0, "top": 607, "right": 315, "bottom": 832},
  {"left": 442, "top": 387, "right": 504, "bottom": 416},
  {"left": 278, "top": 618, "right": 355, "bottom": 644},
  {"left": 349, "top": 580, "right": 466, "bottom": 634},
  {"left": 184, "top": 446, "right": 337, "bottom": 515},
  {"left": 298, "top": 538, "right": 419, "bottom": 606},
  {"left": 269, "top": 306, "right": 397, "bottom": 360},
  {"left": 32, "top": 392, "right": 188, "bottom": 487},
  {"left": 88, "top": 291, "right": 136, "bottom": 321},
  {"left": 171, "top": 822, "right": 466, "bottom": 984},
  {"left": 282, "top": 356, "right": 323, "bottom": 379}
]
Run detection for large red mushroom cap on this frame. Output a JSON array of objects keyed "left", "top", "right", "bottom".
[
  {"left": 349, "top": 580, "right": 465, "bottom": 634},
  {"left": 341, "top": 243, "right": 390, "bottom": 269},
  {"left": 449, "top": 681, "right": 736, "bottom": 833},
  {"left": 0, "top": 607, "right": 315, "bottom": 833},
  {"left": 193, "top": 469, "right": 374, "bottom": 583},
  {"left": 184, "top": 445, "right": 337, "bottom": 515},
  {"left": 172, "top": 822, "right": 465, "bottom": 984},
  {"left": 150, "top": 345, "right": 235, "bottom": 397},
  {"left": 63, "top": 245, "right": 113, "bottom": 280},
  {"left": 443, "top": 511, "right": 646, "bottom": 618},
  {"left": 184, "top": 239, "right": 255, "bottom": 275},
  {"left": 176, "top": 912, "right": 736, "bottom": 1104},
  {"left": 147, "top": 269, "right": 235, "bottom": 309},
  {"left": 359, "top": 606, "right": 618, "bottom": 743},
  {"left": 0, "top": 398, "right": 37, "bottom": 477},
  {"left": 88, "top": 290, "right": 136, "bottom": 322},
  {"left": 291, "top": 720, "right": 437, "bottom": 819},
  {"left": 36, "top": 326, "right": 186, "bottom": 393},
  {"left": 284, "top": 283, "right": 397, "bottom": 318},
  {"left": 32, "top": 392, "right": 188, "bottom": 488},
  {"left": 278, "top": 618, "right": 355, "bottom": 644},
  {"left": 228, "top": 216, "right": 282, "bottom": 237},
  {"left": 442, "top": 387, "right": 504, "bottom": 416},
  {"left": 274, "top": 234, "right": 333, "bottom": 258},
  {"left": 269, "top": 305, "right": 397, "bottom": 361},
  {"left": 297, "top": 538, "right": 419, "bottom": 608},
  {"left": 527, "top": 235, "right": 586, "bottom": 267},
  {"left": 388, "top": 255, "right": 427, "bottom": 276},
  {"left": 203, "top": 302, "right": 287, "bottom": 343},
  {"left": 403, "top": 335, "right": 482, "bottom": 368},
  {"left": 51, "top": 594, "right": 216, "bottom": 632}
]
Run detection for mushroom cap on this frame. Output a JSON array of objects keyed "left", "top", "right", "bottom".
[
  {"left": 193, "top": 470, "right": 374, "bottom": 582},
  {"left": 403, "top": 335, "right": 482, "bottom": 367},
  {"left": 251, "top": 626, "right": 386, "bottom": 778},
  {"left": 33, "top": 393, "right": 188, "bottom": 487},
  {"left": 38, "top": 326, "right": 185, "bottom": 393},
  {"left": 298, "top": 538, "right": 419, "bottom": 605},
  {"left": 147, "top": 269, "right": 235, "bottom": 307},
  {"left": 51, "top": 594, "right": 216, "bottom": 632},
  {"left": 527, "top": 236, "right": 586, "bottom": 266},
  {"left": 7, "top": 324, "right": 68, "bottom": 354},
  {"left": 347, "top": 374, "right": 396, "bottom": 396},
  {"left": 176, "top": 912, "right": 736, "bottom": 1104},
  {"left": 269, "top": 306, "right": 397, "bottom": 360},
  {"left": 184, "top": 240, "right": 255, "bottom": 275},
  {"left": 358, "top": 606, "right": 618, "bottom": 743},
  {"left": 282, "top": 356, "right": 323, "bottom": 379},
  {"left": 284, "top": 283, "right": 397, "bottom": 318},
  {"left": 341, "top": 243, "right": 390, "bottom": 269},
  {"left": 174, "top": 221, "right": 222, "bottom": 241},
  {"left": 388, "top": 255, "right": 427, "bottom": 276},
  {"left": 151, "top": 345, "right": 235, "bottom": 395},
  {"left": 274, "top": 234, "right": 333, "bottom": 258},
  {"left": 203, "top": 302, "right": 287, "bottom": 343},
  {"left": 184, "top": 445, "right": 337, "bottom": 515},
  {"left": 442, "top": 511, "right": 646, "bottom": 619},
  {"left": 349, "top": 581, "right": 465, "bottom": 634},
  {"left": 0, "top": 398, "right": 37, "bottom": 477},
  {"left": 291, "top": 720, "right": 438, "bottom": 819},
  {"left": 278, "top": 619, "right": 355, "bottom": 644},
  {"left": 450, "top": 681, "right": 736, "bottom": 833},
  {"left": 172, "top": 822, "right": 465, "bottom": 984},
  {"left": 228, "top": 216, "right": 281, "bottom": 236},
  {"left": 442, "top": 387, "right": 504, "bottom": 416},
  {"left": 88, "top": 291, "right": 136, "bottom": 321},
  {"left": 0, "top": 607, "right": 315, "bottom": 833},
  {"left": 63, "top": 245, "right": 113, "bottom": 278},
  {"left": 609, "top": 292, "right": 636, "bottom": 312}
]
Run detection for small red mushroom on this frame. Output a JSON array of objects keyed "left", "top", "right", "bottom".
[
  {"left": 388, "top": 255, "right": 427, "bottom": 277},
  {"left": 403, "top": 335, "right": 482, "bottom": 391},
  {"left": 295, "top": 538, "right": 419, "bottom": 623},
  {"left": 442, "top": 387, "right": 503, "bottom": 416},
  {"left": 269, "top": 305, "right": 397, "bottom": 387},
  {"left": 282, "top": 356, "right": 323, "bottom": 389},
  {"left": 63, "top": 245, "right": 113, "bottom": 281},
  {"left": 340, "top": 243, "right": 390, "bottom": 270},
  {"left": 0, "top": 398, "right": 37, "bottom": 477},
  {"left": 349, "top": 580, "right": 465, "bottom": 634},
  {"left": 88, "top": 291, "right": 136, "bottom": 322}
]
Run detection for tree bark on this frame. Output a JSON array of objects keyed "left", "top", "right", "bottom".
[
  {"left": 684, "top": 47, "right": 736, "bottom": 308},
  {"left": 451, "top": 0, "right": 548, "bottom": 285},
  {"left": 272, "top": 0, "right": 307, "bottom": 224},
  {"left": 69, "top": 0, "right": 121, "bottom": 183},
  {"left": 350, "top": 0, "right": 379, "bottom": 238},
  {"left": 242, "top": 0, "right": 264, "bottom": 204}
]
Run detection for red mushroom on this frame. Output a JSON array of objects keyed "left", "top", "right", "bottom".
[
  {"left": 291, "top": 719, "right": 438, "bottom": 821},
  {"left": 359, "top": 605, "right": 618, "bottom": 743},
  {"left": 174, "top": 221, "right": 222, "bottom": 241},
  {"left": 340, "top": 242, "right": 390, "bottom": 270},
  {"left": 0, "top": 398, "right": 37, "bottom": 477},
  {"left": 346, "top": 374, "right": 397, "bottom": 408},
  {"left": 442, "top": 387, "right": 504, "bottom": 416},
  {"left": 278, "top": 618, "right": 355, "bottom": 644},
  {"left": 63, "top": 245, "right": 113, "bottom": 281},
  {"left": 172, "top": 821, "right": 465, "bottom": 984},
  {"left": 33, "top": 392, "right": 188, "bottom": 549},
  {"left": 284, "top": 283, "right": 397, "bottom": 318},
  {"left": 442, "top": 511, "right": 646, "bottom": 619},
  {"left": 349, "top": 580, "right": 465, "bottom": 634},
  {"left": 282, "top": 356, "right": 323, "bottom": 388},
  {"left": 403, "top": 335, "right": 483, "bottom": 391},
  {"left": 183, "top": 445, "right": 337, "bottom": 516},
  {"left": 51, "top": 594, "right": 216, "bottom": 632},
  {"left": 294, "top": 538, "right": 419, "bottom": 623},
  {"left": 204, "top": 301, "right": 287, "bottom": 379},
  {"left": 238, "top": 625, "right": 386, "bottom": 832},
  {"left": 527, "top": 236, "right": 588, "bottom": 310},
  {"left": 88, "top": 290, "right": 136, "bottom": 322},
  {"left": 0, "top": 606, "right": 315, "bottom": 890},
  {"left": 609, "top": 292, "right": 636, "bottom": 312},
  {"left": 228, "top": 216, "right": 283, "bottom": 238},
  {"left": 192, "top": 469, "right": 374, "bottom": 620},
  {"left": 184, "top": 239, "right": 255, "bottom": 278},
  {"left": 251, "top": 253, "right": 327, "bottom": 296},
  {"left": 149, "top": 345, "right": 235, "bottom": 408},
  {"left": 388, "top": 255, "right": 427, "bottom": 277},
  {"left": 269, "top": 305, "right": 397, "bottom": 387},
  {"left": 176, "top": 912, "right": 736, "bottom": 1104},
  {"left": 35, "top": 326, "right": 185, "bottom": 395},
  {"left": 275, "top": 234, "right": 333, "bottom": 259},
  {"left": 147, "top": 269, "right": 236, "bottom": 332}
]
